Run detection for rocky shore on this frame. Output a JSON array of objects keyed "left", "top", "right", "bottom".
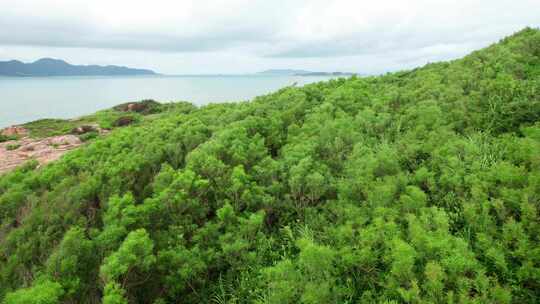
[
  {"left": 0, "top": 124, "right": 110, "bottom": 175},
  {"left": 0, "top": 100, "right": 162, "bottom": 175},
  {"left": 0, "top": 127, "right": 84, "bottom": 175}
]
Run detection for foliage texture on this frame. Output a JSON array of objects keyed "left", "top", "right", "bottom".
[{"left": 1, "top": 28, "right": 539, "bottom": 303}]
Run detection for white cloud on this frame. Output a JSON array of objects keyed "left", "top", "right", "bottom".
[{"left": 0, "top": 0, "right": 539, "bottom": 73}]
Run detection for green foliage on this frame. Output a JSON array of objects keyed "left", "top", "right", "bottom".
[
  {"left": 44, "top": 227, "right": 97, "bottom": 301},
  {"left": 0, "top": 134, "right": 17, "bottom": 143},
  {"left": 5, "top": 143, "right": 20, "bottom": 151},
  {"left": 22, "top": 118, "right": 78, "bottom": 137},
  {"left": 3, "top": 280, "right": 63, "bottom": 304},
  {"left": 100, "top": 229, "right": 156, "bottom": 282},
  {"left": 18, "top": 99, "right": 189, "bottom": 139},
  {"left": 1, "top": 28, "right": 539, "bottom": 303},
  {"left": 102, "top": 283, "right": 128, "bottom": 304},
  {"left": 78, "top": 131, "right": 98, "bottom": 142}
]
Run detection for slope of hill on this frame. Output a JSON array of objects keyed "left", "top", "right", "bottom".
[
  {"left": 0, "top": 28, "right": 539, "bottom": 303},
  {"left": 0, "top": 58, "right": 156, "bottom": 76}
]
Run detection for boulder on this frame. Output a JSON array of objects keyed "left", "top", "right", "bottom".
[
  {"left": 48, "top": 135, "right": 82, "bottom": 146},
  {"left": 113, "top": 99, "right": 161, "bottom": 114},
  {"left": 113, "top": 116, "right": 135, "bottom": 127},
  {"left": 71, "top": 125, "right": 98, "bottom": 135},
  {"left": 1, "top": 126, "right": 28, "bottom": 137},
  {"left": 127, "top": 103, "right": 147, "bottom": 112}
]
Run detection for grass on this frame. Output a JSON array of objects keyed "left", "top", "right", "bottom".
[
  {"left": 21, "top": 111, "right": 141, "bottom": 138},
  {"left": 6, "top": 143, "right": 21, "bottom": 151},
  {"left": 79, "top": 131, "right": 99, "bottom": 142},
  {"left": 19, "top": 101, "right": 195, "bottom": 139},
  {"left": 22, "top": 119, "right": 79, "bottom": 138},
  {"left": 0, "top": 134, "right": 18, "bottom": 143}
]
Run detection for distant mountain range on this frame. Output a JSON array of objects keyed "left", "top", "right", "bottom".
[
  {"left": 258, "top": 69, "right": 356, "bottom": 76},
  {"left": 257, "top": 69, "right": 313, "bottom": 75},
  {"left": 0, "top": 59, "right": 355, "bottom": 77},
  {"left": 0, "top": 58, "right": 157, "bottom": 77}
]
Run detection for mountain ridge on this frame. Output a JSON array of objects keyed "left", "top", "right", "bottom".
[{"left": 0, "top": 58, "right": 157, "bottom": 76}]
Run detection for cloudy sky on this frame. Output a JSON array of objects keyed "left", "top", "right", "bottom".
[{"left": 0, "top": 0, "right": 539, "bottom": 74}]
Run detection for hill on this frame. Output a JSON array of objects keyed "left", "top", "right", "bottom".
[
  {"left": 0, "top": 58, "right": 157, "bottom": 76},
  {"left": 0, "top": 28, "right": 539, "bottom": 303}
]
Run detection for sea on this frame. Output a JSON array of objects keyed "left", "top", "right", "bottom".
[{"left": 0, "top": 75, "right": 335, "bottom": 128}]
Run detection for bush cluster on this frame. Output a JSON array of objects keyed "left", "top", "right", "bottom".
[{"left": 0, "top": 28, "right": 539, "bottom": 303}]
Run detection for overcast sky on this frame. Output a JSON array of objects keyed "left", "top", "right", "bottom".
[{"left": 0, "top": 0, "right": 539, "bottom": 74}]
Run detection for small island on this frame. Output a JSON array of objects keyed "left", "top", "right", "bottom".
[{"left": 257, "top": 69, "right": 355, "bottom": 76}]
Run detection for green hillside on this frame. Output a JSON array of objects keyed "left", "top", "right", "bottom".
[{"left": 1, "top": 28, "right": 539, "bottom": 303}]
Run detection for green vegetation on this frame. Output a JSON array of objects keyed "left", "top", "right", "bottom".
[
  {"left": 5, "top": 143, "right": 20, "bottom": 151},
  {"left": 21, "top": 112, "right": 138, "bottom": 138},
  {"left": 22, "top": 118, "right": 80, "bottom": 138},
  {"left": 0, "top": 134, "right": 17, "bottom": 143},
  {"left": 78, "top": 131, "right": 99, "bottom": 142},
  {"left": 19, "top": 99, "right": 179, "bottom": 139},
  {"left": 1, "top": 28, "right": 539, "bottom": 303}
]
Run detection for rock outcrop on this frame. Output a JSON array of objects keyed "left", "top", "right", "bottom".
[
  {"left": 113, "top": 116, "right": 135, "bottom": 127},
  {"left": 113, "top": 99, "right": 161, "bottom": 114},
  {"left": 1, "top": 126, "right": 28, "bottom": 137},
  {"left": 0, "top": 135, "right": 82, "bottom": 175},
  {"left": 71, "top": 125, "right": 98, "bottom": 135}
]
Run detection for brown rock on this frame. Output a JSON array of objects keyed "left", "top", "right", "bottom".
[
  {"left": 48, "top": 135, "right": 82, "bottom": 146},
  {"left": 0, "top": 134, "right": 84, "bottom": 175},
  {"left": 127, "top": 103, "right": 144, "bottom": 112},
  {"left": 113, "top": 116, "right": 135, "bottom": 127},
  {"left": 113, "top": 99, "right": 160, "bottom": 114},
  {"left": 1, "top": 126, "right": 28, "bottom": 137},
  {"left": 71, "top": 125, "right": 98, "bottom": 135}
]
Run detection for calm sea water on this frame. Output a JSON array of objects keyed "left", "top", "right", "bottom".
[{"left": 0, "top": 75, "right": 334, "bottom": 128}]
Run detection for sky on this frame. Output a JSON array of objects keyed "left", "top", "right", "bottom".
[{"left": 0, "top": 0, "right": 539, "bottom": 74}]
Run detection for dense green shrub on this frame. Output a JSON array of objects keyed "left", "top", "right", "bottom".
[
  {"left": 0, "top": 28, "right": 539, "bottom": 303},
  {"left": 78, "top": 131, "right": 99, "bottom": 142},
  {"left": 0, "top": 134, "right": 17, "bottom": 143}
]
